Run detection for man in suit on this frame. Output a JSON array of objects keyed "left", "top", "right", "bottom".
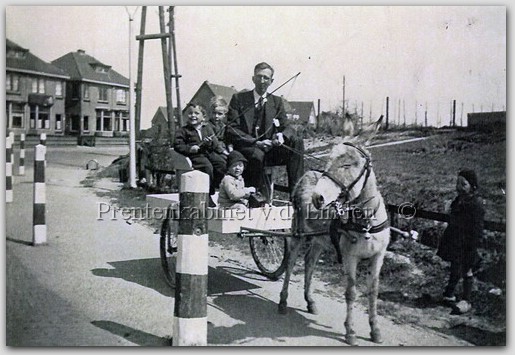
[{"left": 226, "top": 62, "right": 304, "bottom": 201}]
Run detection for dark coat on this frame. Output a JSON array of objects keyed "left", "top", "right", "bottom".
[
  {"left": 437, "top": 193, "right": 485, "bottom": 268},
  {"left": 174, "top": 123, "right": 225, "bottom": 157},
  {"left": 225, "top": 90, "right": 295, "bottom": 149}
]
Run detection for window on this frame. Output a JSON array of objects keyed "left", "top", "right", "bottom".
[
  {"left": 30, "top": 105, "right": 49, "bottom": 129},
  {"left": 83, "top": 84, "right": 90, "bottom": 100},
  {"left": 83, "top": 116, "right": 89, "bottom": 131},
  {"left": 55, "top": 82, "right": 63, "bottom": 97},
  {"left": 6, "top": 74, "right": 20, "bottom": 92},
  {"left": 96, "top": 111, "right": 102, "bottom": 131},
  {"left": 121, "top": 112, "right": 129, "bottom": 131},
  {"left": 11, "top": 103, "right": 24, "bottom": 128},
  {"left": 98, "top": 86, "right": 108, "bottom": 102},
  {"left": 55, "top": 114, "right": 62, "bottom": 131},
  {"left": 116, "top": 89, "right": 127, "bottom": 104},
  {"left": 32, "top": 78, "right": 45, "bottom": 94},
  {"left": 104, "top": 112, "right": 112, "bottom": 131}
]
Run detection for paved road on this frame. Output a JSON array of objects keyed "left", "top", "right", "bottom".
[{"left": 5, "top": 146, "right": 471, "bottom": 346}]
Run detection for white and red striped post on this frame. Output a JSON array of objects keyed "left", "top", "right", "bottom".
[
  {"left": 6, "top": 136, "right": 13, "bottom": 203},
  {"left": 173, "top": 170, "right": 209, "bottom": 346},
  {"left": 19, "top": 133, "right": 25, "bottom": 175},
  {"left": 33, "top": 144, "right": 47, "bottom": 245}
]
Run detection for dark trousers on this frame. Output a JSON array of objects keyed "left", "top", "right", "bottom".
[
  {"left": 189, "top": 152, "right": 227, "bottom": 195},
  {"left": 238, "top": 135, "right": 304, "bottom": 201},
  {"left": 444, "top": 261, "right": 474, "bottom": 301}
]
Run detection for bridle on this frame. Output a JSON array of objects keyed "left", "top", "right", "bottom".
[
  {"left": 320, "top": 142, "right": 389, "bottom": 239},
  {"left": 321, "top": 142, "right": 372, "bottom": 205}
]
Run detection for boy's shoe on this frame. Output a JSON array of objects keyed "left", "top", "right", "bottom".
[{"left": 443, "top": 295, "right": 456, "bottom": 303}]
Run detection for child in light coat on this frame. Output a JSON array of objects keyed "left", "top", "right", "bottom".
[{"left": 218, "top": 150, "right": 256, "bottom": 210}]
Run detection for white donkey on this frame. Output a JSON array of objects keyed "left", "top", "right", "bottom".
[{"left": 278, "top": 117, "right": 390, "bottom": 346}]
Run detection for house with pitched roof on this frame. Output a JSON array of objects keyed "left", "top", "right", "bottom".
[
  {"left": 184, "top": 81, "right": 238, "bottom": 118},
  {"left": 52, "top": 49, "right": 130, "bottom": 137},
  {"left": 6, "top": 39, "right": 70, "bottom": 136},
  {"left": 287, "top": 101, "right": 317, "bottom": 127}
]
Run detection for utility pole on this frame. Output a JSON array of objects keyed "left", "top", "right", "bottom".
[
  {"left": 159, "top": 7, "right": 174, "bottom": 145},
  {"left": 134, "top": 6, "right": 146, "bottom": 140},
  {"left": 126, "top": 6, "right": 138, "bottom": 189},
  {"left": 385, "top": 96, "right": 389, "bottom": 130},
  {"left": 342, "top": 75, "right": 346, "bottom": 118},
  {"left": 169, "top": 7, "right": 183, "bottom": 127}
]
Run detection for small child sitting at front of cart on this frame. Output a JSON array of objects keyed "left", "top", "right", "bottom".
[{"left": 217, "top": 150, "right": 256, "bottom": 210}]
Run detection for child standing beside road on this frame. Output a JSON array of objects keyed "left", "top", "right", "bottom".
[
  {"left": 437, "top": 168, "right": 485, "bottom": 313},
  {"left": 217, "top": 150, "right": 256, "bottom": 210}
]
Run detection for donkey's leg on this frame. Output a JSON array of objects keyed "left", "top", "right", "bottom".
[
  {"left": 367, "top": 252, "right": 386, "bottom": 344},
  {"left": 344, "top": 256, "right": 359, "bottom": 346},
  {"left": 278, "top": 235, "right": 303, "bottom": 314},
  {"left": 304, "top": 238, "right": 324, "bottom": 314}
]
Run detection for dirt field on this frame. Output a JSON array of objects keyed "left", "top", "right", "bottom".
[{"left": 95, "top": 127, "right": 506, "bottom": 346}]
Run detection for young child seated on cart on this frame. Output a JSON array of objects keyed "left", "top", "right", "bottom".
[{"left": 217, "top": 150, "right": 256, "bottom": 210}]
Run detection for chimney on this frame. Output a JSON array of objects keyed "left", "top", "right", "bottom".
[{"left": 77, "top": 49, "right": 85, "bottom": 54}]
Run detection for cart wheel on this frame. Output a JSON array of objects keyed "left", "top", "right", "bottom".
[
  {"left": 160, "top": 208, "right": 178, "bottom": 288},
  {"left": 249, "top": 233, "right": 288, "bottom": 280}
]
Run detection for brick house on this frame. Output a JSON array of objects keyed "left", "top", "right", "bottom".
[
  {"left": 52, "top": 49, "right": 130, "bottom": 137},
  {"left": 6, "top": 39, "right": 69, "bottom": 136}
]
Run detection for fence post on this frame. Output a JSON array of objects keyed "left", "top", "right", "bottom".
[
  {"left": 6, "top": 136, "right": 13, "bottom": 203},
  {"left": 173, "top": 170, "right": 209, "bottom": 346},
  {"left": 19, "top": 133, "right": 25, "bottom": 175},
  {"left": 33, "top": 144, "right": 47, "bottom": 245}
]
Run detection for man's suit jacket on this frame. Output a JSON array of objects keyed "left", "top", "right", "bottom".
[{"left": 226, "top": 90, "right": 295, "bottom": 149}]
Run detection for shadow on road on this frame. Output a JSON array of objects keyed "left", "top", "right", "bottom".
[
  {"left": 91, "top": 320, "right": 171, "bottom": 346},
  {"left": 208, "top": 293, "right": 346, "bottom": 345},
  {"left": 91, "top": 258, "right": 261, "bottom": 297},
  {"left": 91, "top": 258, "right": 172, "bottom": 297}
]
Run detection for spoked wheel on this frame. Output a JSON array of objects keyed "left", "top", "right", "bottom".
[
  {"left": 249, "top": 230, "right": 289, "bottom": 280},
  {"left": 160, "top": 206, "right": 178, "bottom": 288}
]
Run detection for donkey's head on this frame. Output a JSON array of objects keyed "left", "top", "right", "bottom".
[{"left": 311, "top": 116, "right": 382, "bottom": 209}]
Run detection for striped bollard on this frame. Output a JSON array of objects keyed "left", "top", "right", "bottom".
[
  {"left": 6, "top": 136, "right": 13, "bottom": 203},
  {"left": 9, "top": 132, "right": 15, "bottom": 173},
  {"left": 33, "top": 144, "right": 47, "bottom": 245},
  {"left": 173, "top": 170, "right": 209, "bottom": 346},
  {"left": 40, "top": 133, "right": 47, "bottom": 168},
  {"left": 19, "top": 133, "right": 25, "bottom": 175}
]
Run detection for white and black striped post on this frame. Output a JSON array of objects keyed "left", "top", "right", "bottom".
[
  {"left": 173, "top": 170, "right": 209, "bottom": 346},
  {"left": 33, "top": 144, "right": 47, "bottom": 245},
  {"left": 40, "top": 133, "right": 47, "bottom": 168},
  {"left": 9, "top": 132, "right": 15, "bottom": 173},
  {"left": 40, "top": 132, "right": 47, "bottom": 146},
  {"left": 19, "top": 133, "right": 25, "bottom": 175},
  {"left": 6, "top": 136, "right": 13, "bottom": 203}
]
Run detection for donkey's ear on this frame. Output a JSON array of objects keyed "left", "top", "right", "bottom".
[{"left": 359, "top": 115, "right": 383, "bottom": 146}]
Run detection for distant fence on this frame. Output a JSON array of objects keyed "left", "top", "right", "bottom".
[{"left": 386, "top": 204, "right": 505, "bottom": 233}]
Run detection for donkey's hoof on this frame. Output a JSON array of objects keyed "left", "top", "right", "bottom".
[
  {"left": 278, "top": 302, "right": 288, "bottom": 315},
  {"left": 345, "top": 334, "right": 357, "bottom": 346},
  {"left": 371, "top": 330, "right": 383, "bottom": 344},
  {"left": 307, "top": 303, "right": 319, "bottom": 315}
]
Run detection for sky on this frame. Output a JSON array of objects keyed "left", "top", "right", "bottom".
[{"left": 5, "top": 3, "right": 507, "bottom": 129}]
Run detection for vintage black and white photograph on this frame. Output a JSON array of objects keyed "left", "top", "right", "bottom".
[{"left": 4, "top": 3, "right": 507, "bottom": 347}]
